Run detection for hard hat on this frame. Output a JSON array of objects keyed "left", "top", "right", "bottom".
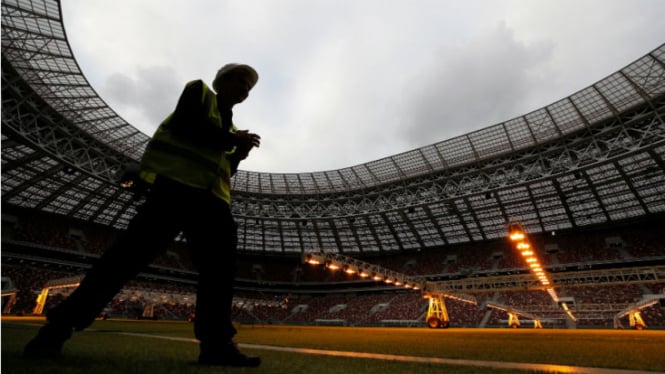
[{"left": 213, "top": 63, "right": 259, "bottom": 92}]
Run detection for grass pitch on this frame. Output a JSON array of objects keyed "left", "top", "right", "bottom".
[{"left": 2, "top": 316, "right": 664, "bottom": 373}]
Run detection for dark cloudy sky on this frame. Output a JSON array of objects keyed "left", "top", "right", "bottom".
[{"left": 62, "top": 0, "right": 665, "bottom": 173}]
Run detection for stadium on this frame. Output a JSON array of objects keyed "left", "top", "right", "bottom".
[{"left": 2, "top": 0, "right": 665, "bottom": 373}]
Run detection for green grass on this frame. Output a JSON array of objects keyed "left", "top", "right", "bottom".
[{"left": 3, "top": 317, "right": 665, "bottom": 373}]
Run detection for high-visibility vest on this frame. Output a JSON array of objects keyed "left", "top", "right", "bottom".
[{"left": 139, "top": 80, "right": 237, "bottom": 204}]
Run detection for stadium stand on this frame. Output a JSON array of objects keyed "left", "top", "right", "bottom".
[{"left": 2, "top": 207, "right": 664, "bottom": 327}]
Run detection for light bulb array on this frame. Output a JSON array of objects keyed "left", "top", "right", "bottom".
[
  {"left": 508, "top": 221, "right": 577, "bottom": 321},
  {"left": 508, "top": 222, "right": 553, "bottom": 289},
  {"left": 303, "top": 252, "right": 422, "bottom": 290}
]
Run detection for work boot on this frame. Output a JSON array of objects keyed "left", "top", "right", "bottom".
[
  {"left": 198, "top": 341, "right": 261, "bottom": 367},
  {"left": 23, "top": 323, "right": 73, "bottom": 359}
]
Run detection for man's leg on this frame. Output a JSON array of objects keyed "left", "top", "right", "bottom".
[
  {"left": 24, "top": 178, "right": 183, "bottom": 358},
  {"left": 184, "top": 193, "right": 259, "bottom": 367}
]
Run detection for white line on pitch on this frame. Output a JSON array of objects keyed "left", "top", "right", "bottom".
[{"left": 111, "top": 331, "right": 655, "bottom": 374}]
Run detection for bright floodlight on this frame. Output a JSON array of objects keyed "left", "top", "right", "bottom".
[
  {"left": 325, "top": 261, "right": 340, "bottom": 271},
  {"left": 508, "top": 222, "right": 525, "bottom": 241}
]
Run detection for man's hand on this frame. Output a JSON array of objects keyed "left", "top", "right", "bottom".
[
  {"left": 235, "top": 130, "right": 261, "bottom": 149},
  {"left": 233, "top": 130, "right": 260, "bottom": 160}
]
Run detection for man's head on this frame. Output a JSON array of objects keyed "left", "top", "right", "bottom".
[
  {"left": 213, "top": 63, "right": 259, "bottom": 108},
  {"left": 213, "top": 64, "right": 258, "bottom": 92}
]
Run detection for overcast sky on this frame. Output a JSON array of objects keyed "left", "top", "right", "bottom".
[{"left": 61, "top": 0, "right": 665, "bottom": 173}]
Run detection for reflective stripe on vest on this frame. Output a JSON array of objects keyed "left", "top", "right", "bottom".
[{"left": 139, "top": 80, "right": 236, "bottom": 204}]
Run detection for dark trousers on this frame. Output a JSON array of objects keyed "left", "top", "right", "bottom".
[{"left": 46, "top": 176, "right": 238, "bottom": 346}]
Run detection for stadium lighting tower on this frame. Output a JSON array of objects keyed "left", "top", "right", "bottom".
[
  {"left": 303, "top": 251, "right": 473, "bottom": 328},
  {"left": 614, "top": 293, "right": 665, "bottom": 330},
  {"left": 485, "top": 301, "right": 545, "bottom": 328},
  {"left": 508, "top": 222, "right": 554, "bottom": 289},
  {"left": 31, "top": 276, "right": 83, "bottom": 315},
  {"left": 303, "top": 252, "right": 420, "bottom": 289},
  {"left": 423, "top": 293, "right": 449, "bottom": 328},
  {"left": 507, "top": 221, "right": 577, "bottom": 322}
]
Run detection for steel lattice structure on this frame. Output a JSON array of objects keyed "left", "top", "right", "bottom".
[{"left": 2, "top": 0, "right": 665, "bottom": 254}]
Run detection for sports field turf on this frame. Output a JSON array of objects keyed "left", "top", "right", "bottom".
[{"left": 2, "top": 316, "right": 664, "bottom": 373}]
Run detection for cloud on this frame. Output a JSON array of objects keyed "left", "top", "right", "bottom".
[
  {"left": 401, "top": 22, "right": 556, "bottom": 147},
  {"left": 60, "top": 0, "right": 665, "bottom": 173},
  {"left": 102, "top": 66, "right": 183, "bottom": 135}
]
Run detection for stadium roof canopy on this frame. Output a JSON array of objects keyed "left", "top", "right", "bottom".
[{"left": 2, "top": 0, "right": 665, "bottom": 254}]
